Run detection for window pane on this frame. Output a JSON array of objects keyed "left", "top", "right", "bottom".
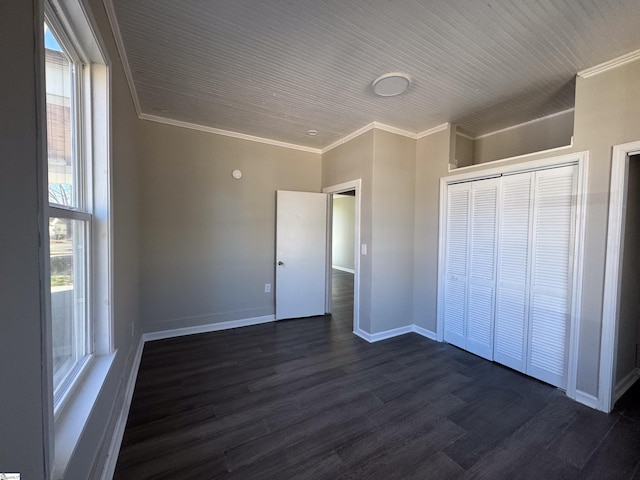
[
  {"left": 50, "top": 218, "right": 87, "bottom": 395},
  {"left": 45, "top": 23, "right": 77, "bottom": 208}
]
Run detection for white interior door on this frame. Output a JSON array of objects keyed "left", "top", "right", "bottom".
[
  {"left": 466, "top": 178, "right": 499, "bottom": 360},
  {"left": 526, "top": 165, "right": 577, "bottom": 389},
  {"left": 494, "top": 172, "right": 533, "bottom": 372},
  {"left": 443, "top": 183, "right": 471, "bottom": 349},
  {"left": 276, "top": 190, "right": 328, "bottom": 320}
]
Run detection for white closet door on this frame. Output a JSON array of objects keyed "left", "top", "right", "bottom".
[
  {"left": 466, "top": 179, "right": 499, "bottom": 360},
  {"left": 527, "top": 165, "right": 577, "bottom": 389},
  {"left": 494, "top": 172, "right": 533, "bottom": 371},
  {"left": 443, "top": 183, "right": 470, "bottom": 349}
]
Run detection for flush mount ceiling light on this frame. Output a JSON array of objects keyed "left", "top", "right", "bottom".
[
  {"left": 372, "top": 72, "right": 411, "bottom": 97},
  {"left": 307, "top": 129, "right": 318, "bottom": 136}
]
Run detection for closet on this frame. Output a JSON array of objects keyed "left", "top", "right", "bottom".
[{"left": 442, "top": 164, "right": 578, "bottom": 389}]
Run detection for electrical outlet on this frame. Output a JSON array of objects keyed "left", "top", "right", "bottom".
[{"left": 265, "top": 283, "right": 271, "bottom": 293}]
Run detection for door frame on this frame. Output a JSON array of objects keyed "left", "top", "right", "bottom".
[
  {"left": 437, "top": 151, "right": 589, "bottom": 402},
  {"left": 323, "top": 179, "right": 362, "bottom": 333},
  {"left": 600, "top": 140, "right": 640, "bottom": 412}
]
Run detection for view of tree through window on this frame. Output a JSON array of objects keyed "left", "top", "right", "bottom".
[{"left": 45, "top": 21, "right": 89, "bottom": 398}]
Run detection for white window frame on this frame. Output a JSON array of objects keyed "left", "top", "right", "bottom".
[
  {"left": 45, "top": 6, "right": 94, "bottom": 412},
  {"left": 40, "top": 0, "right": 113, "bottom": 477}
]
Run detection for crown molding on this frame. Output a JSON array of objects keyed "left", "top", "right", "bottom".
[
  {"left": 139, "top": 114, "right": 322, "bottom": 154},
  {"left": 372, "top": 122, "right": 417, "bottom": 140},
  {"left": 578, "top": 49, "right": 640, "bottom": 78},
  {"left": 102, "top": 0, "right": 141, "bottom": 116},
  {"left": 417, "top": 123, "right": 450, "bottom": 139},
  {"left": 321, "top": 123, "right": 377, "bottom": 154}
]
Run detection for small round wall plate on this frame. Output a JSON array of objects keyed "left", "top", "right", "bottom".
[{"left": 232, "top": 169, "right": 242, "bottom": 179}]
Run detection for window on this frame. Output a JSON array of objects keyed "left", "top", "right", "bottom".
[
  {"left": 44, "top": 1, "right": 111, "bottom": 416},
  {"left": 45, "top": 18, "right": 91, "bottom": 405}
]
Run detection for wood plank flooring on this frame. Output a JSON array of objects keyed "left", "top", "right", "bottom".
[{"left": 114, "top": 270, "right": 640, "bottom": 479}]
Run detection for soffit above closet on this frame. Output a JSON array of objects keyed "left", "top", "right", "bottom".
[{"left": 109, "top": 0, "right": 640, "bottom": 149}]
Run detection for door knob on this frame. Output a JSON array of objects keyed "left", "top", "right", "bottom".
[{"left": 278, "top": 261, "right": 284, "bottom": 266}]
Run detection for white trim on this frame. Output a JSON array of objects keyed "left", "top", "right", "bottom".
[
  {"left": 321, "top": 122, "right": 419, "bottom": 154},
  {"left": 139, "top": 113, "right": 322, "bottom": 154},
  {"left": 417, "top": 123, "right": 450, "bottom": 139},
  {"left": 99, "top": 337, "right": 144, "bottom": 480},
  {"left": 142, "top": 315, "right": 276, "bottom": 342},
  {"left": 354, "top": 325, "right": 414, "bottom": 343},
  {"left": 412, "top": 325, "right": 437, "bottom": 340},
  {"left": 599, "top": 140, "right": 640, "bottom": 412},
  {"left": 436, "top": 174, "right": 448, "bottom": 343},
  {"left": 615, "top": 367, "right": 640, "bottom": 403},
  {"left": 353, "top": 329, "right": 373, "bottom": 342},
  {"left": 102, "top": 0, "right": 141, "bottom": 116},
  {"left": 566, "top": 152, "right": 589, "bottom": 401},
  {"left": 373, "top": 122, "right": 417, "bottom": 140},
  {"left": 448, "top": 141, "right": 575, "bottom": 175},
  {"left": 323, "top": 179, "right": 362, "bottom": 335},
  {"left": 321, "top": 122, "right": 378, "bottom": 154},
  {"left": 473, "top": 109, "right": 575, "bottom": 140},
  {"left": 332, "top": 265, "right": 355, "bottom": 274},
  {"left": 578, "top": 48, "right": 640, "bottom": 79},
  {"left": 53, "top": 353, "right": 115, "bottom": 479},
  {"left": 574, "top": 390, "right": 599, "bottom": 410}
]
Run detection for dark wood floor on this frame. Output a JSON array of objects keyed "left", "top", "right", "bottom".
[{"left": 114, "top": 270, "right": 640, "bottom": 479}]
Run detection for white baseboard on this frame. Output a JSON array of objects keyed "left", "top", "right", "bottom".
[
  {"left": 142, "top": 315, "right": 276, "bottom": 342},
  {"left": 353, "top": 328, "right": 373, "bottom": 342},
  {"left": 614, "top": 367, "right": 640, "bottom": 403},
  {"left": 353, "top": 325, "right": 413, "bottom": 343},
  {"left": 355, "top": 324, "right": 436, "bottom": 343},
  {"left": 100, "top": 336, "right": 145, "bottom": 480},
  {"left": 574, "top": 389, "right": 599, "bottom": 410},
  {"left": 369, "top": 325, "right": 413, "bottom": 342},
  {"left": 332, "top": 265, "right": 355, "bottom": 274},
  {"left": 412, "top": 325, "right": 437, "bottom": 340}
]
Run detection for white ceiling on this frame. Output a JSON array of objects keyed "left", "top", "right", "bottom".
[{"left": 110, "top": 0, "right": 640, "bottom": 150}]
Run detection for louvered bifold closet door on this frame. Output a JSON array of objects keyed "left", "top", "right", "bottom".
[
  {"left": 527, "top": 165, "right": 577, "bottom": 389},
  {"left": 466, "top": 178, "right": 499, "bottom": 360},
  {"left": 443, "top": 183, "right": 471, "bottom": 349},
  {"left": 494, "top": 172, "right": 533, "bottom": 372}
]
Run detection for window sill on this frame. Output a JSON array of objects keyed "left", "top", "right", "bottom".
[{"left": 53, "top": 352, "right": 116, "bottom": 480}]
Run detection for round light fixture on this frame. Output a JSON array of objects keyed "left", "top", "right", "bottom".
[
  {"left": 232, "top": 169, "right": 242, "bottom": 180},
  {"left": 372, "top": 72, "right": 411, "bottom": 97},
  {"left": 307, "top": 129, "right": 318, "bottom": 136}
]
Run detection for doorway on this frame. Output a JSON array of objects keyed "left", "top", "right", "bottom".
[
  {"left": 323, "top": 179, "right": 362, "bottom": 334},
  {"left": 331, "top": 191, "right": 356, "bottom": 330},
  {"left": 601, "top": 144, "right": 640, "bottom": 412}
]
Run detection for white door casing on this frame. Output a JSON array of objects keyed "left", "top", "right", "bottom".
[{"left": 275, "top": 190, "right": 328, "bottom": 320}]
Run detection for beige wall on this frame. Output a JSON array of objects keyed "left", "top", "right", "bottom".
[
  {"left": 413, "top": 126, "right": 453, "bottom": 331},
  {"left": 572, "top": 60, "right": 640, "bottom": 396},
  {"left": 322, "top": 130, "right": 374, "bottom": 331},
  {"left": 472, "top": 109, "right": 574, "bottom": 165},
  {"left": 332, "top": 195, "right": 356, "bottom": 271},
  {"left": 137, "top": 121, "right": 321, "bottom": 332},
  {"left": 322, "top": 129, "right": 416, "bottom": 334},
  {"left": 0, "top": 1, "right": 47, "bottom": 477},
  {"left": 616, "top": 155, "right": 640, "bottom": 385},
  {"left": 455, "top": 133, "right": 474, "bottom": 168},
  {"left": 371, "top": 130, "right": 416, "bottom": 332},
  {"left": 0, "top": 0, "right": 142, "bottom": 477}
]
